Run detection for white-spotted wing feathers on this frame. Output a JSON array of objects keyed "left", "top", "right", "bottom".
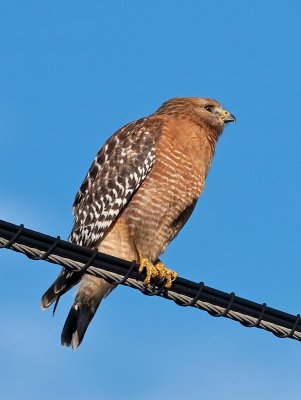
[{"left": 69, "top": 117, "right": 163, "bottom": 247}]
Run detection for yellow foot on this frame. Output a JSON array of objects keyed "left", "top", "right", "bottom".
[
  {"left": 139, "top": 257, "right": 177, "bottom": 289},
  {"left": 154, "top": 260, "right": 177, "bottom": 289}
]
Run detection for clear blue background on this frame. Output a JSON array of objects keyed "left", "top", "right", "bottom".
[{"left": 1, "top": 1, "right": 300, "bottom": 399}]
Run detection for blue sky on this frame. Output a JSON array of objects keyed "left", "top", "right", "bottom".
[{"left": 1, "top": 1, "right": 301, "bottom": 399}]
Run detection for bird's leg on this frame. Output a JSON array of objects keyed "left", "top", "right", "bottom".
[
  {"left": 138, "top": 256, "right": 177, "bottom": 289},
  {"left": 153, "top": 260, "right": 177, "bottom": 289},
  {"left": 138, "top": 257, "right": 159, "bottom": 286}
]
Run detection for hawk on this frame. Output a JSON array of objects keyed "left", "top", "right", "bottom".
[{"left": 41, "top": 97, "right": 235, "bottom": 349}]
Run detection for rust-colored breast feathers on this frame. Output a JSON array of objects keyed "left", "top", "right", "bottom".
[{"left": 116, "top": 116, "right": 213, "bottom": 261}]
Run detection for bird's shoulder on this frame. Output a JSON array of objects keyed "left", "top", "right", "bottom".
[{"left": 72, "top": 116, "right": 165, "bottom": 211}]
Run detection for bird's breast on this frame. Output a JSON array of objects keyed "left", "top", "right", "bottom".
[{"left": 120, "top": 127, "right": 208, "bottom": 260}]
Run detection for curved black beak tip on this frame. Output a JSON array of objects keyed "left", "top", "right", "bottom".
[{"left": 225, "top": 113, "right": 236, "bottom": 123}]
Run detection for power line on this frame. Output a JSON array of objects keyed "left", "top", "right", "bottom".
[{"left": 0, "top": 219, "right": 300, "bottom": 341}]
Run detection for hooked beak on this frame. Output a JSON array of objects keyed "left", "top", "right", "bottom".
[{"left": 221, "top": 109, "right": 236, "bottom": 123}]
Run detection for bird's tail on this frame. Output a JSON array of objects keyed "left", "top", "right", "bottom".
[
  {"left": 40, "top": 269, "right": 81, "bottom": 311},
  {"left": 61, "top": 275, "right": 114, "bottom": 349}
]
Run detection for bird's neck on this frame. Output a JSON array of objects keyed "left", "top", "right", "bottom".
[{"left": 162, "top": 116, "right": 219, "bottom": 176}]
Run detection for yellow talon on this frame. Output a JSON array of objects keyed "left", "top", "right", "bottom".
[
  {"left": 138, "top": 257, "right": 177, "bottom": 289},
  {"left": 154, "top": 260, "right": 177, "bottom": 288},
  {"left": 139, "top": 257, "right": 158, "bottom": 286}
]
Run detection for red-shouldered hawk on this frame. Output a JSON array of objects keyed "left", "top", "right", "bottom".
[{"left": 41, "top": 97, "right": 235, "bottom": 349}]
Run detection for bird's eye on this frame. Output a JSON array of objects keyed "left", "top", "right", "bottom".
[{"left": 204, "top": 104, "right": 215, "bottom": 112}]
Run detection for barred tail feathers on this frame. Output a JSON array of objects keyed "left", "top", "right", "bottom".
[{"left": 61, "top": 275, "right": 114, "bottom": 349}]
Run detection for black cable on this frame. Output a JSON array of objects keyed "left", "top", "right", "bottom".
[{"left": 0, "top": 219, "right": 300, "bottom": 342}]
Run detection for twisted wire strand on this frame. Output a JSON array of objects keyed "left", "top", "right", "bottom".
[{"left": 0, "top": 221, "right": 300, "bottom": 342}]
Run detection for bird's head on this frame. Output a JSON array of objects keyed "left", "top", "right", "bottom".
[{"left": 156, "top": 97, "right": 236, "bottom": 134}]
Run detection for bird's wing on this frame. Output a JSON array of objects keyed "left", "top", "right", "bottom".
[
  {"left": 41, "top": 116, "right": 164, "bottom": 310},
  {"left": 70, "top": 116, "right": 163, "bottom": 247}
]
